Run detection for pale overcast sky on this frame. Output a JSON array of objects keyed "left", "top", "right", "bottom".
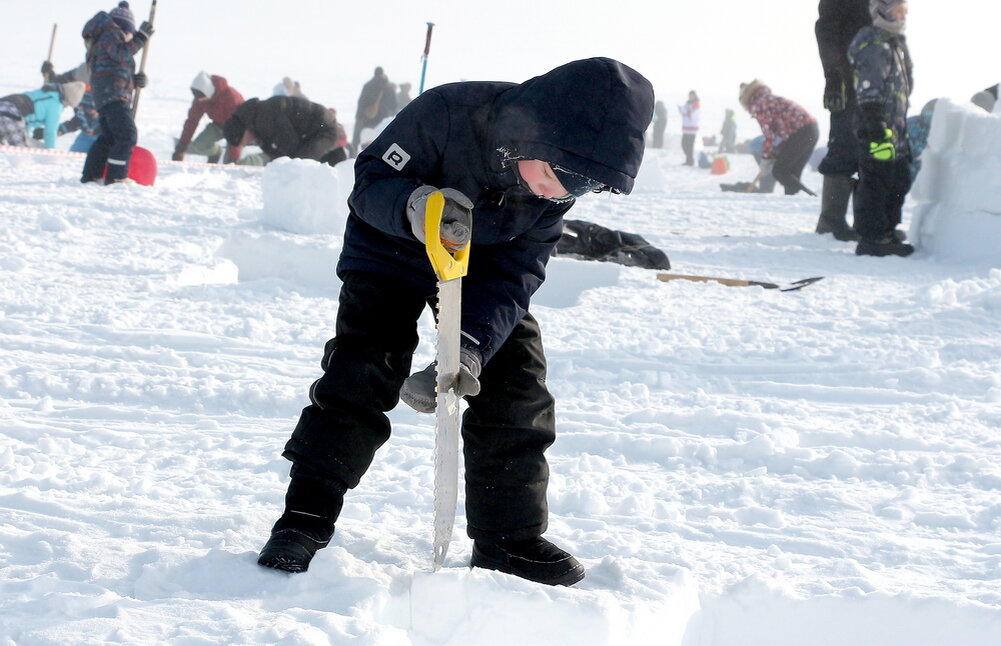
[{"left": 6, "top": 1, "right": 998, "bottom": 122}]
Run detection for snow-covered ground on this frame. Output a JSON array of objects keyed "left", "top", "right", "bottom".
[{"left": 2, "top": 94, "right": 1001, "bottom": 645}]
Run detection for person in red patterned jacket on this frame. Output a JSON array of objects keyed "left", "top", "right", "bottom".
[
  {"left": 172, "top": 72, "right": 245, "bottom": 163},
  {"left": 739, "top": 80, "right": 819, "bottom": 195}
]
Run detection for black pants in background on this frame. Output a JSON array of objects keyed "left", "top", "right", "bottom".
[
  {"left": 82, "top": 100, "right": 137, "bottom": 183},
  {"left": 853, "top": 154, "right": 912, "bottom": 241},
  {"left": 282, "top": 271, "right": 556, "bottom": 542},
  {"left": 681, "top": 133, "right": 695, "bottom": 165},
  {"left": 773, "top": 122, "right": 819, "bottom": 195},
  {"left": 819, "top": 95, "right": 861, "bottom": 178}
]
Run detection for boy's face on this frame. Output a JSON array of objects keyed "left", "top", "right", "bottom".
[
  {"left": 892, "top": 2, "right": 908, "bottom": 21},
  {"left": 517, "top": 160, "right": 570, "bottom": 200}
]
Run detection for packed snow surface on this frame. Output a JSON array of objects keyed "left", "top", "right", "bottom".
[{"left": 2, "top": 101, "right": 1001, "bottom": 645}]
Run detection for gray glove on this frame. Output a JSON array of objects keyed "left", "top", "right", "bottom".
[
  {"left": 406, "top": 185, "right": 473, "bottom": 252},
  {"left": 400, "top": 348, "right": 481, "bottom": 413}
]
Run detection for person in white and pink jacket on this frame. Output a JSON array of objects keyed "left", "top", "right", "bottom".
[{"left": 678, "top": 90, "right": 700, "bottom": 165}]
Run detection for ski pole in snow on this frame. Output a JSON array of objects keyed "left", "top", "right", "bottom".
[
  {"left": 418, "top": 22, "right": 435, "bottom": 95},
  {"left": 130, "top": 0, "right": 157, "bottom": 117},
  {"left": 44, "top": 24, "right": 58, "bottom": 82}
]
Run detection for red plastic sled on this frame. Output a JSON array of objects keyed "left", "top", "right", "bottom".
[{"left": 102, "top": 145, "right": 158, "bottom": 186}]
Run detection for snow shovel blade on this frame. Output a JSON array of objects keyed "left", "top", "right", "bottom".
[
  {"left": 423, "top": 191, "right": 470, "bottom": 571},
  {"left": 778, "top": 276, "right": 824, "bottom": 291}
]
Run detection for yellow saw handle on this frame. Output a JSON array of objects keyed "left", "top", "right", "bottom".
[{"left": 424, "top": 191, "right": 470, "bottom": 281}]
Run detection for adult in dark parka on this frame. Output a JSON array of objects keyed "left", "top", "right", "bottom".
[
  {"left": 257, "top": 57, "right": 654, "bottom": 586},
  {"left": 814, "top": 0, "right": 871, "bottom": 240},
  {"left": 223, "top": 95, "right": 343, "bottom": 165}
]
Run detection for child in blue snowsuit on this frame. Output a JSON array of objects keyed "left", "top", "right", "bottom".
[
  {"left": 80, "top": 2, "right": 153, "bottom": 184},
  {"left": 0, "top": 83, "right": 85, "bottom": 148}
]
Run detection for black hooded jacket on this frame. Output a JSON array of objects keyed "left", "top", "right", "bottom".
[
  {"left": 229, "top": 96, "right": 338, "bottom": 161},
  {"left": 816, "top": 0, "right": 872, "bottom": 99},
  {"left": 338, "top": 57, "right": 654, "bottom": 363}
]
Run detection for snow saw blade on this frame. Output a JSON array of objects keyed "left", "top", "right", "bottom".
[{"left": 423, "top": 191, "right": 470, "bottom": 571}]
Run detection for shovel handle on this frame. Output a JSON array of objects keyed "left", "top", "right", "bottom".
[{"left": 424, "top": 191, "right": 470, "bottom": 281}]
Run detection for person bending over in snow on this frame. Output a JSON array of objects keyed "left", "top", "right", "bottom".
[
  {"left": 256, "top": 57, "right": 654, "bottom": 587},
  {"left": 739, "top": 80, "right": 819, "bottom": 195},
  {"left": 222, "top": 95, "right": 347, "bottom": 167},
  {"left": 172, "top": 72, "right": 245, "bottom": 163},
  {"left": 849, "top": 0, "right": 914, "bottom": 257},
  {"left": 0, "top": 82, "right": 85, "bottom": 148},
  {"left": 80, "top": 2, "right": 153, "bottom": 184}
]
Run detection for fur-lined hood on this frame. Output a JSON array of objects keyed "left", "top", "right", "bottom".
[{"left": 739, "top": 79, "right": 769, "bottom": 111}]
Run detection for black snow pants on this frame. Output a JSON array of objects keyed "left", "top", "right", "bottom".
[
  {"left": 773, "top": 122, "right": 819, "bottom": 195},
  {"left": 819, "top": 95, "right": 861, "bottom": 178},
  {"left": 681, "top": 133, "right": 695, "bottom": 165},
  {"left": 853, "top": 154, "right": 912, "bottom": 241},
  {"left": 282, "top": 271, "right": 556, "bottom": 542},
  {"left": 82, "top": 100, "right": 137, "bottom": 182}
]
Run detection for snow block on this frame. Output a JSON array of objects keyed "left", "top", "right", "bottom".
[
  {"left": 260, "top": 157, "right": 352, "bottom": 235},
  {"left": 217, "top": 227, "right": 341, "bottom": 290},
  {"left": 533, "top": 256, "right": 621, "bottom": 308},
  {"left": 910, "top": 99, "right": 1001, "bottom": 265}
]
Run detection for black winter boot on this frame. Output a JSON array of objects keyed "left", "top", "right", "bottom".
[
  {"left": 855, "top": 234, "right": 915, "bottom": 257},
  {"left": 471, "top": 537, "right": 585, "bottom": 586},
  {"left": 815, "top": 175, "right": 859, "bottom": 241},
  {"left": 258, "top": 464, "right": 346, "bottom": 573}
]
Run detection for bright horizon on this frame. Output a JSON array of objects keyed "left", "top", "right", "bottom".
[{"left": 6, "top": 0, "right": 997, "bottom": 123}]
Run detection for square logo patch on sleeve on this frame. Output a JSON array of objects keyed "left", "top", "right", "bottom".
[{"left": 382, "top": 143, "right": 411, "bottom": 171}]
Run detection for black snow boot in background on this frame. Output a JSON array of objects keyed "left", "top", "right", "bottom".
[
  {"left": 471, "top": 536, "right": 585, "bottom": 586},
  {"left": 855, "top": 234, "right": 915, "bottom": 257},
  {"left": 257, "top": 464, "right": 346, "bottom": 573},
  {"left": 815, "top": 175, "right": 859, "bottom": 241}
]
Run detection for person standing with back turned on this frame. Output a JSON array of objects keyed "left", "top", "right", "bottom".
[{"left": 814, "top": 0, "right": 871, "bottom": 240}]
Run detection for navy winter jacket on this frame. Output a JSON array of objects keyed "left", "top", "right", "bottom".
[
  {"left": 816, "top": 0, "right": 872, "bottom": 101},
  {"left": 339, "top": 57, "right": 654, "bottom": 364}
]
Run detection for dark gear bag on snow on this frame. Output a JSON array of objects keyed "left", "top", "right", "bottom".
[{"left": 554, "top": 219, "right": 670, "bottom": 270}]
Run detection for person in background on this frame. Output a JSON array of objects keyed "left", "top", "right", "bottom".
[
  {"left": 0, "top": 82, "right": 85, "bottom": 148},
  {"left": 222, "top": 95, "right": 346, "bottom": 166},
  {"left": 739, "top": 80, "right": 818, "bottom": 195},
  {"left": 41, "top": 62, "right": 101, "bottom": 153},
  {"left": 352, "top": 66, "right": 397, "bottom": 152},
  {"left": 396, "top": 82, "right": 413, "bottom": 113},
  {"left": 273, "top": 77, "right": 307, "bottom": 100},
  {"left": 255, "top": 57, "right": 654, "bottom": 587},
  {"left": 719, "top": 108, "right": 737, "bottom": 153},
  {"left": 849, "top": 0, "right": 914, "bottom": 257},
  {"left": 814, "top": 0, "right": 871, "bottom": 240},
  {"left": 79, "top": 1, "right": 154, "bottom": 184},
  {"left": 651, "top": 100, "right": 667, "bottom": 148},
  {"left": 904, "top": 99, "right": 937, "bottom": 183},
  {"left": 172, "top": 72, "right": 245, "bottom": 163},
  {"left": 678, "top": 90, "right": 700, "bottom": 165}
]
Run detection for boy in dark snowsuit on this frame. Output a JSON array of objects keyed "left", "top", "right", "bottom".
[
  {"left": 814, "top": 0, "right": 871, "bottom": 240},
  {"left": 849, "top": 0, "right": 914, "bottom": 257},
  {"left": 257, "top": 57, "right": 654, "bottom": 586},
  {"left": 80, "top": 2, "right": 153, "bottom": 184},
  {"left": 223, "top": 95, "right": 345, "bottom": 166}
]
